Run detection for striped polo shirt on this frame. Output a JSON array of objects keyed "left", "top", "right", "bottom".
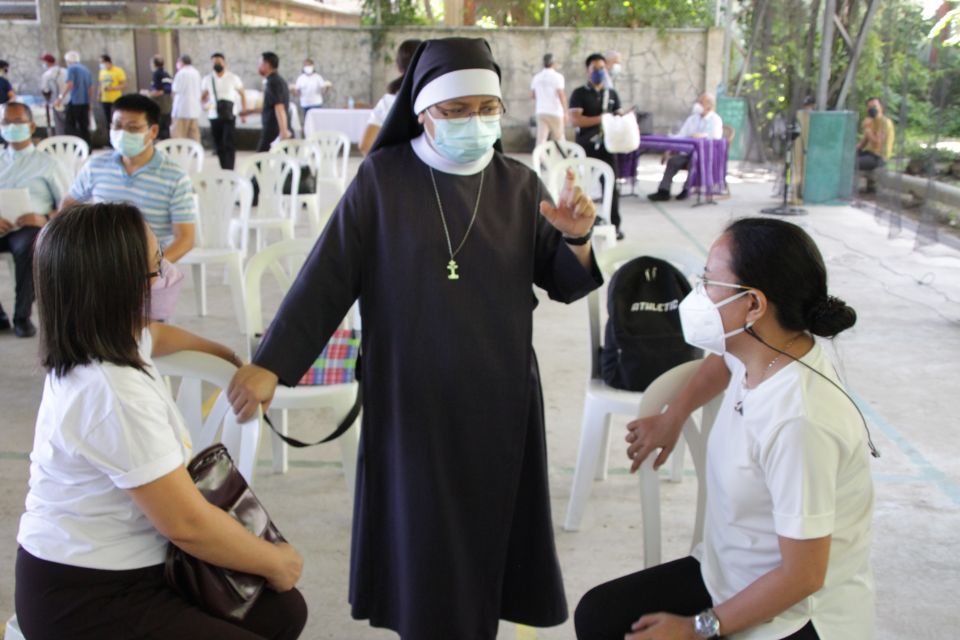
[{"left": 68, "top": 149, "right": 196, "bottom": 246}]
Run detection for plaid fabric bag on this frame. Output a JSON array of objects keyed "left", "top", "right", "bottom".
[{"left": 297, "top": 329, "right": 360, "bottom": 386}]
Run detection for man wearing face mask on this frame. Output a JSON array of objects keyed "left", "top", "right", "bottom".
[
  {"left": 201, "top": 52, "right": 247, "bottom": 170},
  {"left": 292, "top": 58, "right": 331, "bottom": 117},
  {"left": 0, "top": 102, "right": 71, "bottom": 337},
  {"left": 228, "top": 38, "right": 602, "bottom": 640},
  {"left": 254, "top": 52, "right": 291, "bottom": 151},
  {"left": 856, "top": 97, "right": 894, "bottom": 194},
  {"left": 171, "top": 55, "right": 202, "bottom": 143},
  {"left": 61, "top": 94, "right": 196, "bottom": 265},
  {"left": 98, "top": 54, "right": 128, "bottom": 131},
  {"left": 603, "top": 50, "right": 623, "bottom": 90},
  {"left": 569, "top": 52, "right": 624, "bottom": 238},
  {"left": 647, "top": 92, "right": 724, "bottom": 202}
]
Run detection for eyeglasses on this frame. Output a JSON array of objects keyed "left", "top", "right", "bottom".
[
  {"left": 695, "top": 275, "right": 754, "bottom": 296},
  {"left": 146, "top": 249, "right": 164, "bottom": 279},
  {"left": 429, "top": 102, "right": 505, "bottom": 123}
]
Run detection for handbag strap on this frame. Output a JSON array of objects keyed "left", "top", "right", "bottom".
[
  {"left": 262, "top": 386, "right": 362, "bottom": 448},
  {"left": 211, "top": 73, "right": 220, "bottom": 102}
]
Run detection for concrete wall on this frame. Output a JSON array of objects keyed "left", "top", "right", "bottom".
[{"left": 1, "top": 23, "right": 722, "bottom": 149}]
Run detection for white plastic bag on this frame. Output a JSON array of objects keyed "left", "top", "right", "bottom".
[{"left": 602, "top": 112, "right": 640, "bottom": 153}]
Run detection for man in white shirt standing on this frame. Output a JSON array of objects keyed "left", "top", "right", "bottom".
[
  {"left": 530, "top": 53, "right": 567, "bottom": 146},
  {"left": 648, "top": 92, "right": 724, "bottom": 201},
  {"left": 171, "top": 54, "right": 202, "bottom": 142},
  {"left": 39, "top": 53, "right": 68, "bottom": 135},
  {"left": 201, "top": 52, "right": 247, "bottom": 170},
  {"left": 292, "top": 58, "right": 331, "bottom": 117}
]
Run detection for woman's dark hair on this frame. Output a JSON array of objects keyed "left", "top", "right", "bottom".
[
  {"left": 724, "top": 217, "right": 856, "bottom": 337},
  {"left": 35, "top": 203, "right": 152, "bottom": 377},
  {"left": 387, "top": 39, "right": 422, "bottom": 95}
]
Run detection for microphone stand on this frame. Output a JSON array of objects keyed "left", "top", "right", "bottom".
[{"left": 761, "top": 121, "right": 807, "bottom": 216}]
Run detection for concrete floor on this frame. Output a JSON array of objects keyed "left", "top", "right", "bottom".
[{"left": 1, "top": 152, "right": 959, "bottom": 639}]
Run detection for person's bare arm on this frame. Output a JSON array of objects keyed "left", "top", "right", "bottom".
[
  {"left": 558, "top": 89, "right": 568, "bottom": 121},
  {"left": 163, "top": 222, "right": 195, "bottom": 263},
  {"left": 276, "top": 103, "right": 291, "bottom": 139},
  {"left": 59, "top": 195, "right": 80, "bottom": 212},
  {"left": 238, "top": 87, "right": 248, "bottom": 123},
  {"left": 116, "top": 77, "right": 129, "bottom": 91},
  {"left": 128, "top": 467, "right": 303, "bottom": 591},
  {"left": 148, "top": 322, "right": 242, "bottom": 366}
]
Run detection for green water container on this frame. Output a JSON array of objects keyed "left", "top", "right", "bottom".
[{"left": 802, "top": 110, "right": 858, "bottom": 204}]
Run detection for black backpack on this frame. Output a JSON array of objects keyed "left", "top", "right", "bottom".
[{"left": 600, "top": 256, "right": 702, "bottom": 392}]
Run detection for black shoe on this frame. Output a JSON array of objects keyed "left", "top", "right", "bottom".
[
  {"left": 0, "top": 314, "right": 10, "bottom": 331},
  {"left": 616, "top": 229, "right": 625, "bottom": 241},
  {"left": 647, "top": 189, "right": 670, "bottom": 202},
  {"left": 593, "top": 216, "right": 609, "bottom": 227},
  {"left": 14, "top": 319, "right": 36, "bottom": 338},
  {"left": 675, "top": 189, "right": 690, "bottom": 201}
]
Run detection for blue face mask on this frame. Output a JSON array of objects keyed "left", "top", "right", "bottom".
[
  {"left": 590, "top": 69, "right": 605, "bottom": 85},
  {"left": 1, "top": 123, "right": 32, "bottom": 144},
  {"left": 427, "top": 112, "right": 501, "bottom": 164},
  {"left": 110, "top": 129, "right": 149, "bottom": 158}
]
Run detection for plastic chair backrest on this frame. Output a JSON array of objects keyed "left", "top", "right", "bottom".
[
  {"left": 191, "top": 168, "right": 252, "bottom": 249},
  {"left": 547, "top": 157, "right": 614, "bottom": 221},
  {"left": 154, "top": 350, "right": 261, "bottom": 484},
  {"left": 270, "top": 139, "right": 322, "bottom": 175},
  {"left": 531, "top": 140, "right": 585, "bottom": 178},
  {"left": 156, "top": 139, "right": 204, "bottom": 174},
  {"left": 636, "top": 359, "right": 723, "bottom": 552},
  {"left": 289, "top": 103, "right": 303, "bottom": 137},
  {"left": 587, "top": 242, "right": 704, "bottom": 379},
  {"left": 305, "top": 130, "right": 349, "bottom": 185},
  {"left": 36, "top": 135, "right": 89, "bottom": 179},
  {"left": 243, "top": 238, "right": 315, "bottom": 340},
  {"left": 238, "top": 152, "right": 300, "bottom": 221}
]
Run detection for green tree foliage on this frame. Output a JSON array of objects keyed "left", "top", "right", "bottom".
[{"left": 475, "top": 0, "right": 711, "bottom": 28}]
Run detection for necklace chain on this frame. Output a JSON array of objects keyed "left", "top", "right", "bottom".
[
  {"left": 734, "top": 333, "right": 804, "bottom": 415},
  {"left": 430, "top": 167, "right": 484, "bottom": 280}
]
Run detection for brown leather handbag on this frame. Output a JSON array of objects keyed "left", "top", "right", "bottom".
[{"left": 164, "top": 443, "right": 285, "bottom": 621}]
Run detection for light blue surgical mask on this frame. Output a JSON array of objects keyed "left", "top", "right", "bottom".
[
  {"left": 1, "top": 123, "right": 32, "bottom": 144},
  {"left": 427, "top": 111, "right": 501, "bottom": 164},
  {"left": 110, "top": 129, "right": 149, "bottom": 158}
]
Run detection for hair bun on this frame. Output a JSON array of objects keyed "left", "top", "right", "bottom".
[{"left": 806, "top": 295, "right": 857, "bottom": 337}]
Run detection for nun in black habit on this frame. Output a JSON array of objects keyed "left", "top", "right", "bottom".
[{"left": 229, "top": 38, "right": 603, "bottom": 639}]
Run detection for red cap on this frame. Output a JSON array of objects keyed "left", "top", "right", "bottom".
[{"left": 40, "top": 53, "right": 56, "bottom": 64}]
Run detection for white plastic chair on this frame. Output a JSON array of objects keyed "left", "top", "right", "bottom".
[
  {"left": 238, "top": 153, "right": 300, "bottom": 252},
  {"left": 270, "top": 139, "right": 328, "bottom": 236},
  {"left": 243, "top": 238, "right": 359, "bottom": 493},
  {"left": 154, "top": 351, "right": 261, "bottom": 485},
  {"left": 563, "top": 241, "right": 704, "bottom": 531},
  {"left": 636, "top": 359, "right": 723, "bottom": 567},
  {"left": 288, "top": 103, "right": 303, "bottom": 138},
  {"left": 36, "top": 134, "right": 89, "bottom": 181},
  {"left": 546, "top": 157, "right": 614, "bottom": 223},
  {"left": 304, "top": 130, "right": 350, "bottom": 196},
  {"left": 156, "top": 138, "right": 204, "bottom": 174},
  {"left": 531, "top": 139, "right": 585, "bottom": 179},
  {"left": 180, "top": 168, "right": 249, "bottom": 325}
]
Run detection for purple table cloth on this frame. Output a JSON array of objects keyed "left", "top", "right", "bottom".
[{"left": 617, "top": 136, "right": 729, "bottom": 197}]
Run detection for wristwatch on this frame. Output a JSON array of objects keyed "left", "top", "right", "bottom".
[
  {"left": 562, "top": 227, "right": 593, "bottom": 245},
  {"left": 693, "top": 608, "right": 721, "bottom": 638}
]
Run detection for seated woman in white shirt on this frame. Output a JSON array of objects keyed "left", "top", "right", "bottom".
[
  {"left": 359, "top": 38, "right": 421, "bottom": 155},
  {"left": 576, "top": 217, "right": 877, "bottom": 640},
  {"left": 15, "top": 202, "right": 308, "bottom": 640}
]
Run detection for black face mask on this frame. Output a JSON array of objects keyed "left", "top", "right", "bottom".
[
  {"left": 867, "top": 107, "right": 879, "bottom": 118},
  {"left": 213, "top": 63, "right": 224, "bottom": 73}
]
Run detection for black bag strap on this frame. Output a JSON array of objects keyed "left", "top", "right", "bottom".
[
  {"left": 262, "top": 385, "right": 362, "bottom": 448},
  {"left": 553, "top": 139, "right": 568, "bottom": 159},
  {"left": 211, "top": 73, "right": 219, "bottom": 102}
]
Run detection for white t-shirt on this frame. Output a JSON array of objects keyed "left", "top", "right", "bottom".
[
  {"left": 17, "top": 330, "right": 193, "bottom": 570},
  {"left": 693, "top": 344, "right": 875, "bottom": 640},
  {"left": 368, "top": 92, "right": 397, "bottom": 127},
  {"left": 676, "top": 110, "right": 724, "bottom": 140},
  {"left": 530, "top": 67, "right": 566, "bottom": 117},
  {"left": 295, "top": 72, "right": 327, "bottom": 108},
  {"left": 201, "top": 71, "right": 244, "bottom": 120},
  {"left": 171, "top": 65, "right": 202, "bottom": 119}
]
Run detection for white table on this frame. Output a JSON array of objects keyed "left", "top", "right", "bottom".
[{"left": 303, "top": 108, "right": 373, "bottom": 144}]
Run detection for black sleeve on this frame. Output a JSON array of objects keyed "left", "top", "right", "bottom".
[
  {"left": 263, "top": 77, "right": 279, "bottom": 109},
  {"left": 568, "top": 87, "right": 584, "bottom": 110}
]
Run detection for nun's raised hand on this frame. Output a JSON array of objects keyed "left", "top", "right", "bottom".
[{"left": 539, "top": 167, "right": 596, "bottom": 239}]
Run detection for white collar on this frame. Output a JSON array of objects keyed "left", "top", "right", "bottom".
[{"left": 410, "top": 133, "right": 494, "bottom": 176}]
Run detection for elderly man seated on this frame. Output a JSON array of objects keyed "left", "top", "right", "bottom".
[
  {"left": 0, "top": 102, "right": 70, "bottom": 337},
  {"left": 647, "top": 92, "right": 724, "bottom": 202}
]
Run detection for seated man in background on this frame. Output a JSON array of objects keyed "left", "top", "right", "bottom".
[
  {"left": 0, "top": 101, "right": 71, "bottom": 337},
  {"left": 857, "top": 96, "right": 894, "bottom": 194},
  {"left": 61, "top": 93, "right": 196, "bottom": 264},
  {"left": 647, "top": 92, "right": 723, "bottom": 202}
]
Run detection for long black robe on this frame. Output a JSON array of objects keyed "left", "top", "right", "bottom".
[{"left": 254, "top": 143, "right": 602, "bottom": 639}]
